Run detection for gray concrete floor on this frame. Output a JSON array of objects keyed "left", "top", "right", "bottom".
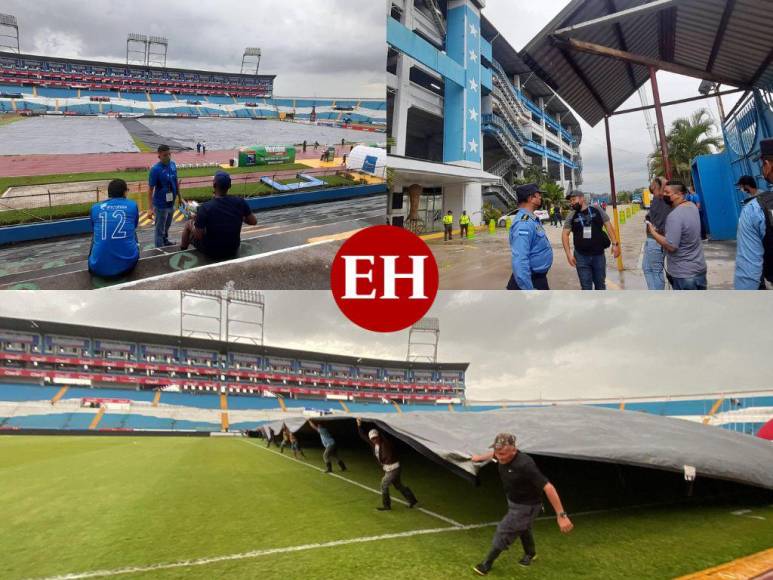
[{"left": 429, "top": 207, "right": 737, "bottom": 290}]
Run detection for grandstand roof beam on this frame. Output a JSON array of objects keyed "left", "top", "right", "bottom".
[
  {"left": 553, "top": 0, "right": 684, "bottom": 36},
  {"left": 705, "top": 0, "right": 736, "bottom": 73},
  {"left": 555, "top": 36, "right": 751, "bottom": 88}
]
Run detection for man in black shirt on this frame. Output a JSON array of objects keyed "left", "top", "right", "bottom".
[
  {"left": 471, "top": 433, "right": 573, "bottom": 575},
  {"left": 180, "top": 171, "right": 257, "bottom": 259}
]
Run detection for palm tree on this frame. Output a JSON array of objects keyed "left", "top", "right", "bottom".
[{"left": 649, "top": 108, "right": 723, "bottom": 187}]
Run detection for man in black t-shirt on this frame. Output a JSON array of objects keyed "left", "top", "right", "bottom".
[
  {"left": 180, "top": 171, "right": 257, "bottom": 259},
  {"left": 471, "top": 433, "right": 573, "bottom": 575}
]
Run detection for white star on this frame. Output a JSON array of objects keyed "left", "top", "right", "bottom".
[
  {"left": 469, "top": 24, "right": 477, "bottom": 36},
  {"left": 468, "top": 138, "right": 479, "bottom": 153},
  {"left": 469, "top": 107, "right": 478, "bottom": 121},
  {"left": 469, "top": 50, "right": 477, "bottom": 62},
  {"left": 469, "top": 78, "right": 478, "bottom": 92}
]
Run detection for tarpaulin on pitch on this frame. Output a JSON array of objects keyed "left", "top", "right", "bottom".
[{"left": 268, "top": 406, "right": 773, "bottom": 490}]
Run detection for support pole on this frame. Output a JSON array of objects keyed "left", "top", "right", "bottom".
[
  {"left": 649, "top": 66, "right": 672, "bottom": 180},
  {"left": 605, "top": 115, "right": 624, "bottom": 272}
]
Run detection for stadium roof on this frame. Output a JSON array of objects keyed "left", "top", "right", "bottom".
[
  {"left": 520, "top": 0, "right": 773, "bottom": 127},
  {"left": 277, "top": 406, "right": 773, "bottom": 490},
  {"left": 0, "top": 317, "right": 467, "bottom": 371},
  {"left": 481, "top": 15, "right": 582, "bottom": 141},
  {"left": 0, "top": 51, "right": 276, "bottom": 81}
]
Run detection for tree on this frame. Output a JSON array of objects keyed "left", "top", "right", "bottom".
[{"left": 649, "top": 108, "right": 722, "bottom": 187}]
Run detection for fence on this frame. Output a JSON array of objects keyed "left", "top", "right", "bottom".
[{"left": 0, "top": 167, "right": 382, "bottom": 226}]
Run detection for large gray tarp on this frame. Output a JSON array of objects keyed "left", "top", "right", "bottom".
[{"left": 269, "top": 406, "right": 773, "bottom": 490}]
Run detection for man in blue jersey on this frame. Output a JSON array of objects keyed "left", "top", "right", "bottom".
[
  {"left": 148, "top": 144, "right": 185, "bottom": 248},
  {"left": 308, "top": 419, "right": 347, "bottom": 473},
  {"left": 88, "top": 179, "right": 140, "bottom": 278}
]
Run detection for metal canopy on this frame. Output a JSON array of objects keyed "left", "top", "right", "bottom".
[{"left": 521, "top": 0, "right": 773, "bottom": 127}]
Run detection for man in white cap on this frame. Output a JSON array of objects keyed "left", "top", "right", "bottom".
[{"left": 356, "top": 418, "right": 418, "bottom": 511}]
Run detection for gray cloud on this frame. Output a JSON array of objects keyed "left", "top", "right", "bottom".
[
  {"left": 0, "top": 291, "right": 769, "bottom": 403},
  {"left": 483, "top": 0, "right": 737, "bottom": 193},
  {"left": 2, "top": 0, "right": 385, "bottom": 97}
]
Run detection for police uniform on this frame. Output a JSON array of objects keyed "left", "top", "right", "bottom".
[
  {"left": 735, "top": 194, "right": 768, "bottom": 289},
  {"left": 507, "top": 184, "right": 553, "bottom": 290}
]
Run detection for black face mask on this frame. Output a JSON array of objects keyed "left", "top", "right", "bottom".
[
  {"left": 571, "top": 203, "right": 582, "bottom": 212},
  {"left": 663, "top": 195, "right": 674, "bottom": 206}
]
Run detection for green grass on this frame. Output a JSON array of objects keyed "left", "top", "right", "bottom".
[
  {"left": 130, "top": 135, "right": 154, "bottom": 153},
  {"left": 0, "top": 175, "right": 358, "bottom": 226},
  {"left": 0, "top": 436, "right": 771, "bottom": 580},
  {"left": 0, "top": 115, "right": 26, "bottom": 128},
  {"left": 0, "top": 163, "right": 312, "bottom": 195}
]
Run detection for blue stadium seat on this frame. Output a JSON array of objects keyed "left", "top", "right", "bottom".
[
  {"left": 0, "top": 384, "right": 61, "bottom": 401},
  {"left": 226, "top": 396, "right": 281, "bottom": 410}
]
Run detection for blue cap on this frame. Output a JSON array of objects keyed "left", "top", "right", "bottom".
[
  {"left": 757, "top": 138, "right": 773, "bottom": 161},
  {"left": 515, "top": 183, "right": 544, "bottom": 203},
  {"left": 213, "top": 171, "right": 232, "bottom": 191}
]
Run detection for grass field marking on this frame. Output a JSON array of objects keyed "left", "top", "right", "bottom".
[
  {"left": 27, "top": 524, "right": 468, "bottom": 580},
  {"left": 23, "top": 502, "right": 689, "bottom": 580},
  {"left": 241, "top": 439, "right": 465, "bottom": 527}
]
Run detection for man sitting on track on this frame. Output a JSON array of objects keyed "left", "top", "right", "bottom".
[
  {"left": 88, "top": 179, "right": 140, "bottom": 278},
  {"left": 356, "top": 418, "right": 418, "bottom": 511},
  {"left": 471, "top": 433, "right": 573, "bottom": 575},
  {"left": 308, "top": 419, "right": 347, "bottom": 473},
  {"left": 180, "top": 171, "right": 257, "bottom": 259}
]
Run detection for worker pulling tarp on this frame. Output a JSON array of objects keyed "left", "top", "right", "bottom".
[{"left": 267, "top": 406, "right": 773, "bottom": 490}]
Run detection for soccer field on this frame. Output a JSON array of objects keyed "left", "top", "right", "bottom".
[{"left": 1, "top": 435, "right": 771, "bottom": 580}]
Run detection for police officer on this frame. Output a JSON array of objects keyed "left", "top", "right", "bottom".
[
  {"left": 459, "top": 210, "right": 471, "bottom": 240},
  {"left": 443, "top": 210, "right": 454, "bottom": 241},
  {"left": 735, "top": 139, "right": 773, "bottom": 289},
  {"left": 471, "top": 433, "right": 573, "bottom": 575},
  {"left": 507, "top": 183, "right": 553, "bottom": 290}
]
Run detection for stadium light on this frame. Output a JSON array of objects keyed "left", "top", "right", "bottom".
[
  {"left": 407, "top": 317, "right": 440, "bottom": 363},
  {"left": 0, "top": 13, "right": 18, "bottom": 26},
  {"left": 127, "top": 32, "right": 148, "bottom": 42},
  {"left": 148, "top": 35, "right": 168, "bottom": 46},
  {"left": 244, "top": 47, "right": 261, "bottom": 57}
]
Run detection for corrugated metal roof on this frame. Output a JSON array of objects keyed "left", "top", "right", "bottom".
[{"left": 521, "top": 0, "right": 773, "bottom": 127}]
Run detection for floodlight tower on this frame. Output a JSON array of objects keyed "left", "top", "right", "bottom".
[
  {"left": 180, "top": 289, "right": 265, "bottom": 345},
  {"left": 241, "top": 47, "right": 261, "bottom": 75},
  {"left": 0, "top": 13, "right": 20, "bottom": 53},
  {"left": 147, "top": 36, "right": 168, "bottom": 68},
  {"left": 126, "top": 33, "right": 148, "bottom": 66},
  {"left": 407, "top": 317, "right": 440, "bottom": 363}
]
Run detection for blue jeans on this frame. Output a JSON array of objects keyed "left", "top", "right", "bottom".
[
  {"left": 642, "top": 237, "right": 666, "bottom": 290},
  {"left": 575, "top": 251, "right": 606, "bottom": 290},
  {"left": 668, "top": 272, "right": 707, "bottom": 290},
  {"left": 154, "top": 205, "right": 174, "bottom": 248}
]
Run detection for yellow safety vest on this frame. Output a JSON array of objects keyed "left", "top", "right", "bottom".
[
  {"left": 459, "top": 215, "right": 470, "bottom": 225},
  {"left": 443, "top": 214, "right": 453, "bottom": 225}
]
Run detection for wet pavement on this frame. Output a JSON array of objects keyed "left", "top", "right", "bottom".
[
  {"left": 428, "top": 206, "right": 737, "bottom": 290},
  {"left": 0, "top": 195, "right": 387, "bottom": 290}
]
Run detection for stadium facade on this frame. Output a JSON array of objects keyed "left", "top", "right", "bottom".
[
  {"left": 386, "top": 0, "right": 583, "bottom": 230},
  {"left": 0, "top": 51, "right": 386, "bottom": 126}
]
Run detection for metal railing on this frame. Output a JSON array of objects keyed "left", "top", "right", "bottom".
[
  {"left": 0, "top": 166, "right": 380, "bottom": 226},
  {"left": 481, "top": 113, "right": 530, "bottom": 168}
]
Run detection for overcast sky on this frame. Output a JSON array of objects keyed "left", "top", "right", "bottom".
[
  {"left": 483, "top": 0, "right": 738, "bottom": 194},
  {"left": 1, "top": 0, "right": 384, "bottom": 98},
  {"left": 0, "top": 291, "right": 769, "bottom": 403}
]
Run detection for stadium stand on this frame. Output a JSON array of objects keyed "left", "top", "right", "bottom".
[{"left": 0, "top": 51, "right": 386, "bottom": 125}]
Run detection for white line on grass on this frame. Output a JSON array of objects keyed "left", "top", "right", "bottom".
[
  {"left": 241, "top": 438, "right": 464, "bottom": 527},
  {"left": 24, "top": 497, "right": 675, "bottom": 580}
]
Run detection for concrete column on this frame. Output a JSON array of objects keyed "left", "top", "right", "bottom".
[
  {"left": 443, "top": 182, "right": 483, "bottom": 225},
  {"left": 513, "top": 74, "right": 521, "bottom": 91},
  {"left": 390, "top": 0, "right": 415, "bottom": 157},
  {"left": 539, "top": 97, "right": 548, "bottom": 171}
]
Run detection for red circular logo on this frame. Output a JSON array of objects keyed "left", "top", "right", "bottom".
[{"left": 330, "top": 225, "right": 439, "bottom": 332}]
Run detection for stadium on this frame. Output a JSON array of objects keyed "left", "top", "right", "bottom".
[
  {"left": 0, "top": 16, "right": 388, "bottom": 290},
  {"left": 1, "top": 307, "right": 772, "bottom": 579},
  {"left": 386, "top": 0, "right": 583, "bottom": 231}
]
